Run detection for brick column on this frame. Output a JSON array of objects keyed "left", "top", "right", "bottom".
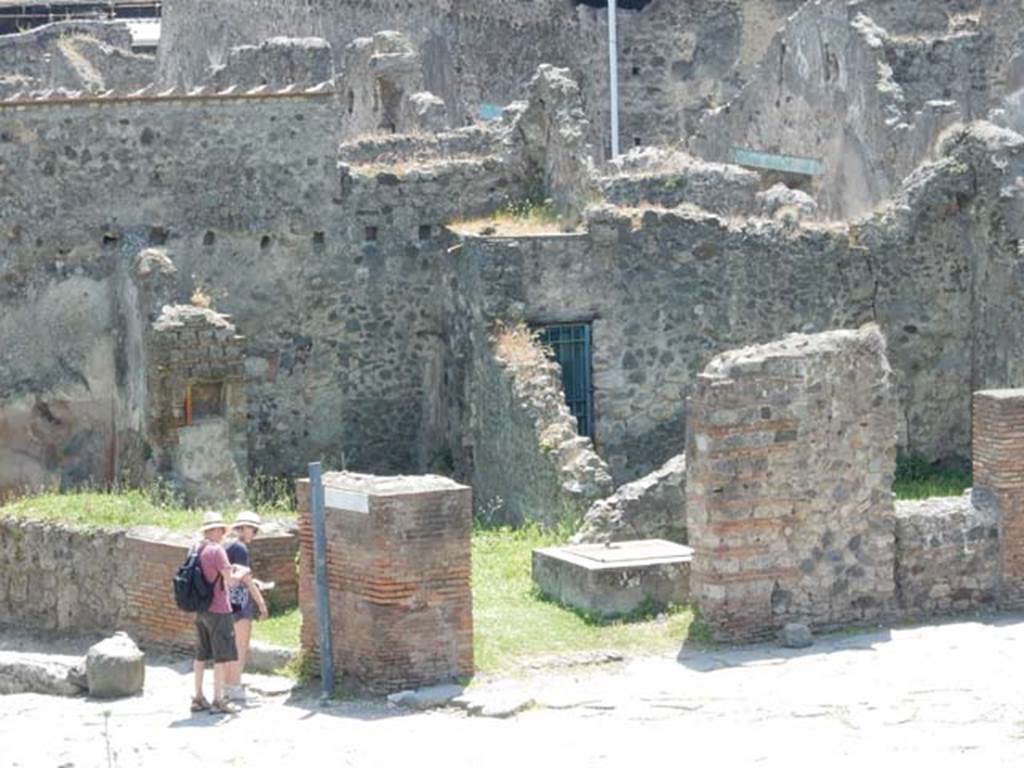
[
  {"left": 299, "top": 472, "right": 473, "bottom": 693},
  {"left": 973, "top": 390, "right": 1024, "bottom": 607}
]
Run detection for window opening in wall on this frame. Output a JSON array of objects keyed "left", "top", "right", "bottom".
[
  {"left": 365, "top": 225, "right": 379, "bottom": 242},
  {"left": 182, "top": 381, "right": 225, "bottom": 425},
  {"left": 537, "top": 322, "right": 594, "bottom": 438}
]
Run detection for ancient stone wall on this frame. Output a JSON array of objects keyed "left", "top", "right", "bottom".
[
  {"left": 0, "top": 20, "right": 154, "bottom": 97},
  {"left": 0, "top": 516, "right": 299, "bottom": 648},
  {"left": 687, "top": 326, "right": 900, "bottom": 641},
  {"left": 452, "top": 207, "right": 873, "bottom": 484},
  {"left": 692, "top": 0, "right": 986, "bottom": 219},
  {"left": 464, "top": 321, "right": 611, "bottom": 527},
  {"left": 0, "top": 87, "right": 521, "bottom": 493},
  {"left": 0, "top": 518, "right": 129, "bottom": 633},
  {"left": 573, "top": 454, "right": 687, "bottom": 544},
  {"left": 155, "top": 0, "right": 803, "bottom": 153},
  {"left": 894, "top": 494, "right": 1000, "bottom": 616}
]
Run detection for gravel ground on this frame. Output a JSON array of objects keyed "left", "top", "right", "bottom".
[{"left": 3, "top": 614, "right": 1024, "bottom": 767}]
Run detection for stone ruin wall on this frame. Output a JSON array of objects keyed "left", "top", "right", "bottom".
[
  {"left": 155, "top": 0, "right": 804, "bottom": 153},
  {"left": 0, "top": 85, "right": 527, "bottom": 494},
  {"left": 0, "top": 20, "right": 154, "bottom": 98},
  {"left": 685, "top": 326, "right": 1024, "bottom": 639},
  {"left": 692, "top": 0, "right": 991, "bottom": 219},
  {"left": 687, "top": 327, "right": 901, "bottom": 641},
  {"left": 0, "top": 517, "right": 299, "bottom": 648},
  {"left": 463, "top": 318, "right": 612, "bottom": 528}
]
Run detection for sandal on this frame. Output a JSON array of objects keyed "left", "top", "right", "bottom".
[
  {"left": 209, "top": 698, "right": 241, "bottom": 715},
  {"left": 190, "top": 695, "right": 211, "bottom": 712}
]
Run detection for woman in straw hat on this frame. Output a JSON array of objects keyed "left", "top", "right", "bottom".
[{"left": 224, "top": 510, "right": 269, "bottom": 702}]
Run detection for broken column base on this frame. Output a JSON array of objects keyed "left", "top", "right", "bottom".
[{"left": 531, "top": 539, "right": 692, "bottom": 619}]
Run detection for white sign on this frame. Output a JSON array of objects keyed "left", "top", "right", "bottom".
[{"left": 324, "top": 486, "right": 370, "bottom": 514}]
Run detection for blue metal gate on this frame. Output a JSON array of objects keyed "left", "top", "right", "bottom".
[{"left": 538, "top": 323, "right": 594, "bottom": 438}]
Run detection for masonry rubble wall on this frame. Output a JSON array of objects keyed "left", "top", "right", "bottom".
[
  {"left": 692, "top": 0, "right": 985, "bottom": 219},
  {"left": 0, "top": 517, "right": 299, "bottom": 649},
  {"left": 0, "top": 86, "right": 522, "bottom": 495},
  {"left": 155, "top": 0, "right": 803, "bottom": 154},
  {"left": 0, "top": 20, "right": 154, "bottom": 98},
  {"left": 687, "top": 326, "right": 900, "bottom": 642},
  {"left": 573, "top": 454, "right": 686, "bottom": 545},
  {"left": 465, "top": 322, "right": 611, "bottom": 527},
  {"left": 893, "top": 494, "right": 1000, "bottom": 616},
  {"left": 207, "top": 37, "right": 334, "bottom": 90}
]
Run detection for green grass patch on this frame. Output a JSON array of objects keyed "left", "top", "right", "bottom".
[
  {"left": 0, "top": 488, "right": 203, "bottom": 531},
  {"left": 472, "top": 525, "right": 697, "bottom": 674},
  {"left": 0, "top": 478, "right": 297, "bottom": 532},
  {"left": 253, "top": 607, "right": 302, "bottom": 647},
  {"left": 253, "top": 526, "right": 700, "bottom": 676},
  {"left": 893, "top": 454, "right": 972, "bottom": 500}
]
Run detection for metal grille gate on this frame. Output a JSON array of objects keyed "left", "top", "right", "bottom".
[{"left": 538, "top": 323, "right": 594, "bottom": 438}]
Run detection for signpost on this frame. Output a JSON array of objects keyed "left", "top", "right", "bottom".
[
  {"left": 608, "top": 0, "right": 620, "bottom": 159},
  {"left": 308, "top": 461, "right": 336, "bottom": 697}
]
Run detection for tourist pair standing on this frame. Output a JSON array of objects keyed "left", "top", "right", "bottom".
[{"left": 191, "top": 511, "right": 268, "bottom": 715}]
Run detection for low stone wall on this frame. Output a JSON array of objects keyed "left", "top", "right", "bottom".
[
  {"left": 894, "top": 494, "right": 1000, "bottom": 616},
  {"left": 468, "top": 322, "right": 612, "bottom": 526},
  {"left": 0, "top": 519, "right": 128, "bottom": 634},
  {"left": 0, "top": 516, "right": 299, "bottom": 650}
]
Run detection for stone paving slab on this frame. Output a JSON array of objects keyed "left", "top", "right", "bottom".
[{"left": 3, "top": 616, "right": 1024, "bottom": 767}]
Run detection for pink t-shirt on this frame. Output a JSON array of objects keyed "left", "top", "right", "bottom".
[{"left": 199, "top": 542, "right": 232, "bottom": 614}]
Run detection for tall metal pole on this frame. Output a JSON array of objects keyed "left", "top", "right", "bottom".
[
  {"left": 308, "top": 461, "right": 335, "bottom": 697},
  {"left": 608, "top": 0, "right": 620, "bottom": 159}
]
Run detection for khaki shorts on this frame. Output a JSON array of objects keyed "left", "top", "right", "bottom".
[{"left": 195, "top": 612, "right": 238, "bottom": 663}]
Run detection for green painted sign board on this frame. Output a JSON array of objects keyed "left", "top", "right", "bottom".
[{"left": 730, "top": 147, "right": 824, "bottom": 176}]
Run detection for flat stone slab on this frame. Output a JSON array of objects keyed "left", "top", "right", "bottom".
[
  {"left": 0, "top": 651, "right": 85, "bottom": 697},
  {"left": 532, "top": 539, "right": 692, "bottom": 619},
  {"left": 387, "top": 683, "right": 465, "bottom": 710}
]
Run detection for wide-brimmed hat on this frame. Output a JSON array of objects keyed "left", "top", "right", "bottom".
[
  {"left": 232, "top": 510, "right": 263, "bottom": 531},
  {"left": 199, "top": 511, "right": 229, "bottom": 532}
]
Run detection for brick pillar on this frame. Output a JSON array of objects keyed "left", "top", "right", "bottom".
[
  {"left": 973, "top": 390, "right": 1024, "bottom": 607},
  {"left": 298, "top": 472, "right": 473, "bottom": 693},
  {"left": 687, "top": 327, "right": 899, "bottom": 641}
]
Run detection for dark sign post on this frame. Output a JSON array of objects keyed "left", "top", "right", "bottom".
[{"left": 308, "top": 462, "right": 336, "bottom": 697}]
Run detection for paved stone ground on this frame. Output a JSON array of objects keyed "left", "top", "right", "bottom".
[{"left": 3, "top": 615, "right": 1024, "bottom": 767}]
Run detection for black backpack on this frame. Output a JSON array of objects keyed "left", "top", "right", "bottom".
[{"left": 173, "top": 544, "right": 214, "bottom": 612}]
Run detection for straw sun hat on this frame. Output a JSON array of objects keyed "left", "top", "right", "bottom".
[
  {"left": 232, "top": 510, "right": 263, "bottom": 531},
  {"left": 199, "top": 511, "right": 229, "bottom": 532}
]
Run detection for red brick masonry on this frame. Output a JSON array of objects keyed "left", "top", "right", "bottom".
[
  {"left": 973, "top": 390, "right": 1024, "bottom": 607},
  {"left": 298, "top": 473, "right": 474, "bottom": 694}
]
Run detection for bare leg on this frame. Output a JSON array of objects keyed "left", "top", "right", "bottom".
[
  {"left": 213, "top": 661, "right": 227, "bottom": 703},
  {"left": 229, "top": 619, "right": 252, "bottom": 686},
  {"left": 193, "top": 660, "right": 205, "bottom": 699}
]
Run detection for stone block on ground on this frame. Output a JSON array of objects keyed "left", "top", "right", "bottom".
[
  {"left": 247, "top": 640, "right": 296, "bottom": 674},
  {"left": 0, "top": 652, "right": 85, "bottom": 697},
  {"left": 85, "top": 632, "right": 145, "bottom": 698},
  {"left": 387, "top": 682, "right": 465, "bottom": 710},
  {"left": 532, "top": 539, "right": 692, "bottom": 619},
  {"left": 780, "top": 623, "right": 813, "bottom": 649}
]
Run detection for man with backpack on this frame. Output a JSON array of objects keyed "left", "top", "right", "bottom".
[{"left": 187, "top": 511, "right": 247, "bottom": 715}]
